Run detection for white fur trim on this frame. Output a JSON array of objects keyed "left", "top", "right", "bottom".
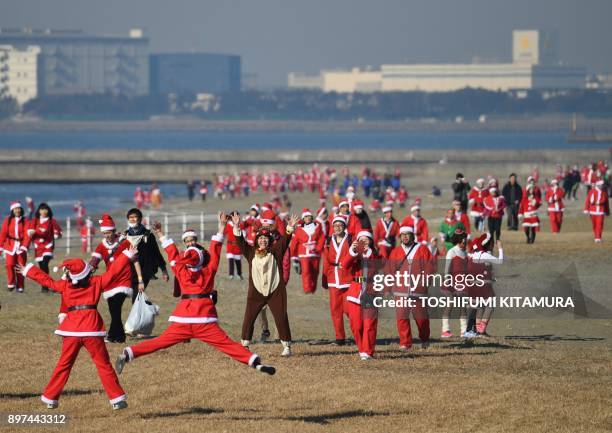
[
  {"left": 332, "top": 216, "right": 347, "bottom": 226},
  {"left": 100, "top": 225, "right": 115, "bottom": 232},
  {"left": 327, "top": 283, "right": 350, "bottom": 289},
  {"left": 411, "top": 205, "right": 420, "bottom": 212},
  {"left": 122, "top": 249, "right": 134, "bottom": 260},
  {"left": 356, "top": 231, "right": 372, "bottom": 240},
  {"left": 161, "top": 238, "right": 174, "bottom": 249},
  {"left": 58, "top": 313, "right": 67, "bottom": 324},
  {"left": 211, "top": 233, "right": 224, "bottom": 243},
  {"left": 260, "top": 218, "right": 274, "bottom": 226},
  {"left": 226, "top": 253, "right": 242, "bottom": 260},
  {"left": 349, "top": 247, "right": 359, "bottom": 257},
  {"left": 182, "top": 230, "right": 198, "bottom": 241},
  {"left": 103, "top": 286, "right": 134, "bottom": 299},
  {"left": 347, "top": 295, "right": 361, "bottom": 304},
  {"left": 22, "top": 262, "right": 35, "bottom": 277},
  {"left": 41, "top": 395, "right": 58, "bottom": 405},
  {"left": 54, "top": 330, "right": 106, "bottom": 337},
  {"left": 35, "top": 252, "right": 54, "bottom": 262},
  {"left": 168, "top": 316, "right": 218, "bottom": 324},
  {"left": 125, "top": 346, "right": 134, "bottom": 361},
  {"left": 109, "top": 394, "right": 127, "bottom": 404},
  {"left": 10, "top": 202, "right": 22, "bottom": 211},
  {"left": 248, "top": 354, "right": 259, "bottom": 367},
  {"left": 399, "top": 226, "right": 414, "bottom": 234},
  {"left": 91, "top": 252, "right": 103, "bottom": 259},
  {"left": 382, "top": 206, "right": 392, "bottom": 213}
]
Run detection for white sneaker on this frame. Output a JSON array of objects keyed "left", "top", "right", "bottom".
[
  {"left": 241, "top": 339, "right": 250, "bottom": 348},
  {"left": 112, "top": 400, "right": 128, "bottom": 410},
  {"left": 228, "top": 275, "right": 235, "bottom": 280},
  {"left": 115, "top": 354, "right": 127, "bottom": 375},
  {"left": 463, "top": 331, "right": 478, "bottom": 338},
  {"left": 359, "top": 353, "right": 372, "bottom": 361},
  {"left": 45, "top": 402, "right": 58, "bottom": 409},
  {"left": 280, "top": 341, "right": 292, "bottom": 357}
]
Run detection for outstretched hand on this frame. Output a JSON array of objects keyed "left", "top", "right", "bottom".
[
  {"left": 14, "top": 263, "right": 25, "bottom": 275},
  {"left": 152, "top": 221, "right": 164, "bottom": 237},
  {"left": 288, "top": 213, "right": 299, "bottom": 229},
  {"left": 231, "top": 212, "right": 241, "bottom": 226}
]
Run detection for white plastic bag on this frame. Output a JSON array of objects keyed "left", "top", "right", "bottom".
[{"left": 124, "top": 292, "right": 160, "bottom": 336}]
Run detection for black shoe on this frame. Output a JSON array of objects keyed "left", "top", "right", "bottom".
[
  {"left": 260, "top": 329, "right": 271, "bottom": 343},
  {"left": 332, "top": 339, "right": 346, "bottom": 346},
  {"left": 41, "top": 287, "right": 49, "bottom": 293},
  {"left": 256, "top": 365, "right": 276, "bottom": 375}
]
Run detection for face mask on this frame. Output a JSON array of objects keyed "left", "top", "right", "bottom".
[{"left": 128, "top": 222, "right": 139, "bottom": 228}]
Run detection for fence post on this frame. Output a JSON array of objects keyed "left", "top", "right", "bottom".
[
  {"left": 164, "top": 213, "right": 169, "bottom": 235},
  {"left": 86, "top": 222, "right": 92, "bottom": 253},
  {"left": 145, "top": 212, "right": 151, "bottom": 229},
  {"left": 66, "top": 217, "right": 71, "bottom": 256},
  {"left": 200, "top": 212, "right": 205, "bottom": 240},
  {"left": 182, "top": 213, "right": 187, "bottom": 233}
]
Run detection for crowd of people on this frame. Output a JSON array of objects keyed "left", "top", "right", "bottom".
[{"left": 0, "top": 159, "right": 609, "bottom": 411}]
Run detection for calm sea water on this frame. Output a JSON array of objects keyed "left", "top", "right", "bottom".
[{"left": 0, "top": 130, "right": 607, "bottom": 150}]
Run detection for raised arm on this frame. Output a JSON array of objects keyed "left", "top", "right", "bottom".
[
  {"left": 272, "top": 213, "right": 298, "bottom": 256},
  {"left": 99, "top": 246, "right": 137, "bottom": 290},
  {"left": 233, "top": 212, "right": 255, "bottom": 261},
  {"left": 207, "top": 212, "right": 227, "bottom": 274},
  {"left": 17, "top": 263, "right": 65, "bottom": 293}
]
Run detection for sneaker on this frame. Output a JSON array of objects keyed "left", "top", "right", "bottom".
[
  {"left": 41, "top": 288, "right": 49, "bottom": 293},
  {"left": 111, "top": 401, "right": 128, "bottom": 410},
  {"left": 440, "top": 331, "right": 453, "bottom": 338},
  {"left": 359, "top": 353, "right": 373, "bottom": 361},
  {"left": 281, "top": 346, "right": 292, "bottom": 357},
  {"left": 237, "top": 275, "right": 244, "bottom": 281},
  {"left": 16, "top": 288, "right": 24, "bottom": 293},
  {"left": 228, "top": 275, "right": 235, "bottom": 280},
  {"left": 45, "top": 402, "right": 58, "bottom": 410},
  {"left": 398, "top": 345, "right": 410, "bottom": 351},
  {"left": 420, "top": 341, "right": 430, "bottom": 350},
  {"left": 463, "top": 331, "right": 478, "bottom": 338},
  {"left": 255, "top": 364, "right": 276, "bottom": 375},
  {"left": 260, "top": 329, "right": 271, "bottom": 343},
  {"left": 115, "top": 354, "right": 127, "bottom": 375},
  {"left": 241, "top": 339, "right": 250, "bottom": 348},
  {"left": 476, "top": 332, "right": 491, "bottom": 338}
]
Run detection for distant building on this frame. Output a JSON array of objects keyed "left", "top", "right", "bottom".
[
  {"left": 288, "top": 30, "right": 585, "bottom": 93},
  {"left": 0, "top": 27, "right": 149, "bottom": 96},
  {"left": 0, "top": 44, "right": 40, "bottom": 105},
  {"left": 149, "top": 53, "right": 241, "bottom": 94}
]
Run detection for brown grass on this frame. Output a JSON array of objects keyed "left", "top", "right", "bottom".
[{"left": 1, "top": 172, "right": 611, "bottom": 433}]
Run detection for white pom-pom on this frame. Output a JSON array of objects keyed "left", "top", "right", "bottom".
[
  {"left": 71, "top": 279, "right": 78, "bottom": 285},
  {"left": 53, "top": 266, "right": 59, "bottom": 273}
]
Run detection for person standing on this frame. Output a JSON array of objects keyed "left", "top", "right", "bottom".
[
  {"left": 483, "top": 187, "right": 506, "bottom": 243},
  {"left": 518, "top": 186, "right": 542, "bottom": 244},
  {"left": 235, "top": 213, "right": 298, "bottom": 357},
  {"left": 186, "top": 181, "right": 195, "bottom": 201},
  {"left": 452, "top": 173, "right": 471, "bottom": 212},
  {"left": 199, "top": 180, "right": 208, "bottom": 202},
  {"left": 400, "top": 205, "right": 429, "bottom": 245},
  {"left": 0, "top": 201, "right": 30, "bottom": 292},
  {"left": 439, "top": 208, "right": 466, "bottom": 253},
  {"left": 546, "top": 179, "right": 565, "bottom": 233},
  {"left": 374, "top": 206, "right": 399, "bottom": 259},
  {"left": 27, "top": 203, "right": 63, "bottom": 292},
  {"left": 124, "top": 208, "right": 169, "bottom": 302},
  {"left": 289, "top": 209, "right": 325, "bottom": 294},
  {"left": 440, "top": 229, "right": 469, "bottom": 338},
  {"left": 224, "top": 211, "right": 244, "bottom": 280},
  {"left": 584, "top": 180, "right": 610, "bottom": 242},
  {"left": 468, "top": 178, "right": 488, "bottom": 232},
  {"left": 502, "top": 173, "right": 522, "bottom": 231}
]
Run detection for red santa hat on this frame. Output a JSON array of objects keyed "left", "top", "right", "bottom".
[
  {"left": 472, "top": 233, "right": 492, "bottom": 252},
  {"left": 180, "top": 246, "right": 205, "bottom": 268},
  {"left": 476, "top": 178, "right": 485, "bottom": 186},
  {"left": 260, "top": 210, "right": 276, "bottom": 226},
  {"left": 301, "top": 208, "right": 313, "bottom": 219},
  {"left": 9, "top": 201, "right": 22, "bottom": 211},
  {"left": 399, "top": 225, "right": 414, "bottom": 234},
  {"left": 331, "top": 215, "right": 348, "bottom": 226},
  {"left": 489, "top": 187, "right": 498, "bottom": 194},
  {"left": 338, "top": 200, "right": 349, "bottom": 208},
  {"left": 488, "top": 178, "right": 498, "bottom": 186},
  {"left": 181, "top": 228, "right": 198, "bottom": 241},
  {"left": 356, "top": 230, "right": 372, "bottom": 240},
  {"left": 414, "top": 196, "right": 422, "bottom": 205},
  {"left": 353, "top": 199, "right": 364, "bottom": 210},
  {"left": 382, "top": 205, "right": 393, "bottom": 213},
  {"left": 551, "top": 179, "right": 559, "bottom": 185},
  {"left": 250, "top": 203, "right": 260, "bottom": 213},
  {"left": 410, "top": 204, "right": 420, "bottom": 213},
  {"left": 527, "top": 176, "right": 535, "bottom": 183},
  {"left": 261, "top": 202, "right": 273, "bottom": 211},
  {"left": 59, "top": 258, "right": 92, "bottom": 285},
  {"left": 98, "top": 213, "right": 116, "bottom": 232}
]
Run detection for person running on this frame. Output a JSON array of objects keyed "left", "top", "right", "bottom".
[
  {"left": 483, "top": 187, "right": 506, "bottom": 244},
  {"left": 27, "top": 203, "right": 62, "bottom": 293},
  {"left": 16, "top": 247, "right": 135, "bottom": 410},
  {"left": 115, "top": 213, "right": 276, "bottom": 377},
  {"left": 518, "top": 185, "right": 542, "bottom": 244}
]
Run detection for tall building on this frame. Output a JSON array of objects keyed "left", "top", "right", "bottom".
[
  {"left": 0, "top": 44, "right": 40, "bottom": 105},
  {"left": 0, "top": 27, "right": 149, "bottom": 96},
  {"left": 149, "top": 53, "right": 241, "bottom": 94}
]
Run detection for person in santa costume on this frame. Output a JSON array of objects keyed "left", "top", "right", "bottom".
[
  {"left": 322, "top": 216, "right": 353, "bottom": 345},
  {"left": 386, "top": 226, "right": 435, "bottom": 349},
  {"left": 348, "top": 199, "right": 372, "bottom": 238},
  {"left": 374, "top": 205, "right": 399, "bottom": 259},
  {"left": 439, "top": 208, "right": 466, "bottom": 253},
  {"left": 1, "top": 201, "right": 30, "bottom": 292},
  {"left": 115, "top": 213, "right": 276, "bottom": 377},
  {"left": 452, "top": 199, "right": 471, "bottom": 238},
  {"left": 235, "top": 212, "right": 298, "bottom": 356},
  {"left": 584, "top": 180, "right": 610, "bottom": 242},
  {"left": 524, "top": 176, "right": 542, "bottom": 201},
  {"left": 468, "top": 178, "right": 489, "bottom": 232},
  {"left": 546, "top": 179, "right": 565, "bottom": 233},
  {"left": 328, "top": 200, "right": 351, "bottom": 237},
  {"left": 518, "top": 185, "right": 542, "bottom": 244},
  {"left": 90, "top": 214, "right": 137, "bottom": 343},
  {"left": 463, "top": 234, "right": 503, "bottom": 338},
  {"left": 27, "top": 203, "right": 62, "bottom": 292},
  {"left": 440, "top": 229, "right": 469, "bottom": 338},
  {"left": 315, "top": 206, "right": 329, "bottom": 242},
  {"left": 483, "top": 187, "right": 506, "bottom": 243},
  {"left": 340, "top": 231, "right": 381, "bottom": 360},
  {"left": 289, "top": 208, "right": 325, "bottom": 294},
  {"left": 223, "top": 211, "right": 244, "bottom": 280},
  {"left": 16, "top": 248, "right": 136, "bottom": 410},
  {"left": 400, "top": 205, "right": 430, "bottom": 245}
]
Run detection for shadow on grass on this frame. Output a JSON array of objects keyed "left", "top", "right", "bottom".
[
  {"left": 444, "top": 341, "right": 532, "bottom": 350},
  {"left": 0, "top": 389, "right": 96, "bottom": 400},
  {"left": 228, "top": 409, "right": 396, "bottom": 425},
  {"left": 140, "top": 407, "right": 224, "bottom": 419},
  {"left": 375, "top": 350, "right": 498, "bottom": 360},
  {"left": 504, "top": 334, "right": 605, "bottom": 342}
]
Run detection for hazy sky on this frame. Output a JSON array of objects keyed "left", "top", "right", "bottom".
[{"left": 2, "top": 0, "right": 611, "bottom": 87}]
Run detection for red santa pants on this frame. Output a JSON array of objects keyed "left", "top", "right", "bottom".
[
  {"left": 128, "top": 322, "right": 255, "bottom": 365},
  {"left": 549, "top": 212, "right": 563, "bottom": 233},
  {"left": 5, "top": 252, "right": 26, "bottom": 289},
  {"left": 395, "top": 297, "right": 430, "bottom": 347},
  {"left": 299, "top": 257, "right": 320, "bottom": 294},
  {"left": 329, "top": 287, "right": 349, "bottom": 340},
  {"left": 42, "top": 337, "right": 125, "bottom": 404},
  {"left": 591, "top": 215, "right": 605, "bottom": 240},
  {"left": 345, "top": 299, "right": 378, "bottom": 356}
]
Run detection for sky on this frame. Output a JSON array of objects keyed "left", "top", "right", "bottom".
[{"left": 1, "top": 0, "right": 611, "bottom": 87}]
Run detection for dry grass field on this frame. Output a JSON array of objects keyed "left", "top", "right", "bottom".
[{"left": 1, "top": 166, "right": 611, "bottom": 433}]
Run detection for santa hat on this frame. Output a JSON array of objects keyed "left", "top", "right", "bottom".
[
  {"left": 476, "top": 178, "right": 485, "bottom": 186},
  {"left": 410, "top": 205, "right": 420, "bottom": 213},
  {"left": 452, "top": 200, "right": 461, "bottom": 206},
  {"left": 399, "top": 226, "right": 414, "bottom": 234},
  {"left": 527, "top": 176, "right": 534, "bottom": 183},
  {"left": 331, "top": 206, "right": 339, "bottom": 213},
  {"left": 9, "top": 201, "right": 22, "bottom": 211},
  {"left": 98, "top": 213, "right": 115, "bottom": 232},
  {"left": 488, "top": 178, "right": 498, "bottom": 186},
  {"left": 489, "top": 187, "right": 498, "bottom": 193},
  {"left": 58, "top": 258, "right": 92, "bottom": 285},
  {"left": 332, "top": 215, "right": 347, "bottom": 226},
  {"left": 414, "top": 197, "right": 422, "bottom": 205},
  {"left": 261, "top": 202, "right": 273, "bottom": 211},
  {"left": 472, "top": 233, "right": 492, "bottom": 252},
  {"left": 353, "top": 200, "right": 364, "bottom": 210},
  {"left": 316, "top": 206, "right": 327, "bottom": 218},
  {"left": 250, "top": 203, "right": 260, "bottom": 213},
  {"left": 382, "top": 206, "right": 393, "bottom": 213},
  {"left": 181, "top": 228, "right": 198, "bottom": 241},
  {"left": 551, "top": 179, "right": 559, "bottom": 185},
  {"left": 180, "top": 246, "right": 205, "bottom": 268},
  {"left": 356, "top": 230, "right": 373, "bottom": 240},
  {"left": 338, "top": 200, "right": 349, "bottom": 208},
  {"left": 301, "top": 208, "right": 313, "bottom": 219},
  {"left": 260, "top": 210, "right": 276, "bottom": 226}
]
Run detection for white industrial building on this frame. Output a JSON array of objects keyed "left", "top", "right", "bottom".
[
  {"left": 288, "top": 30, "right": 586, "bottom": 93},
  {"left": 0, "top": 44, "right": 40, "bottom": 105}
]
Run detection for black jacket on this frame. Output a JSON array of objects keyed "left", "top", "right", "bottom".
[{"left": 502, "top": 182, "right": 523, "bottom": 206}]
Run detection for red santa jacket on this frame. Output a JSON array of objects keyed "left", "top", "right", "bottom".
[
  {"left": 518, "top": 196, "right": 542, "bottom": 227},
  {"left": 374, "top": 217, "right": 399, "bottom": 249},
  {"left": 0, "top": 216, "right": 30, "bottom": 255},
  {"left": 483, "top": 195, "right": 506, "bottom": 219},
  {"left": 161, "top": 233, "right": 223, "bottom": 323},
  {"left": 455, "top": 211, "right": 471, "bottom": 235},
  {"left": 340, "top": 246, "right": 382, "bottom": 305},
  {"left": 27, "top": 217, "right": 62, "bottom": 260},
  {"left": 23, "top": 250, "right": 134, "bottom": 337},
  {"left": 224, "top": 221, "right": 244, "bottom": 258},
  {"left": 399, "top": 215, "right": 429, "bottom": 244},
  {"left": 584, "top": 188, "right": 610, "bottom": 216},
  {"left": 289, "top": 222, "right": 325, "bottom": 259},
  {"left": 468, "top": 187, "right": 489, "bottom": 217},
  {"left": 348, "top": 211, "right": 372, "bottom": 238},
  {"left": 546, "top": 186, "right": 565, "bottom": 212},
  {"left": 323, "top": 233, "right": 353, "bottom": 289},
  {"left": 386, "top": 242, "right": 435, "bottom": 296},
  {"left": 90, "top": 237, "right": 133, "bottom": 299}
]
